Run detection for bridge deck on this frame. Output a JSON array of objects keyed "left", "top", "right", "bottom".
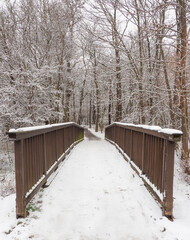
[{"left": 3, "top": 129, "right": 179, "bottom": 239}]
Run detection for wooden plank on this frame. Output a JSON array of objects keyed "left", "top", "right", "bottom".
[
  {"left": 8, "top": 123, "right": 84, "bottom": 140},
  {"left": 105, "top": 123, "right": 182, "bottom": 142}
]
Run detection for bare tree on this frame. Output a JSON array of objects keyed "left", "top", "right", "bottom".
[{"left": 176, "top": 0, "right": 189, "bottom": 171}]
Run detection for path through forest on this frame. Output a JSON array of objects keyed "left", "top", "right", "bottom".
[{"left": 0, "top": 129, "right": 189, "bottom": 240}]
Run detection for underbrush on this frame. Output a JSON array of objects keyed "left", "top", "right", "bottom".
[{"left": 0, "top": 138, "right": 15, "bottom": 197}]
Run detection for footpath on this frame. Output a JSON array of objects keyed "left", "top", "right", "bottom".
[{"left": 0, "top": 129, "right": 189, "bottom": 240}]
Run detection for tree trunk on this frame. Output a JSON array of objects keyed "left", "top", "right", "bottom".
[
  {"left": 89, "top": 94, "right": 92, "bottom": 128},
  {"left": 134, "top": 0, "right": 145, "bottom": 124},
  {"left": 77, "top": 74, "right": 87, "bottom": 124},
  {"left": 159, "top": 7, "right": 174, "bottom": 128},
  {"left": 64, "top": 61, "right": 72, "bottom": 122},
  {"left": 173, "top": 4, "right": 181, "bottom": 129},
  {"left": 93, "top": 49, "right": 100, "bottom": 132},
  {"left": 108, "top": 79, "right": 112, "bottom": 125},
  {"left": 115, "top": 48, "right": 122, "bottom": 122},
  {"left": 78, "top": 49, "right": 87, "bottom": 124},
  {"left": 113, "top": 4, "right": 122, "bottom": 122},
  {"left": 160, "top": 46, "right": 174, "bottom": 128}
]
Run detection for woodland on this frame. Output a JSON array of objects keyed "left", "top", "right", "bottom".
[{"left": 0, "top": 0, "right": 190, "bottom": 172}]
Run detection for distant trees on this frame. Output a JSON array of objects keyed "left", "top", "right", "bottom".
[
  {"left": 0, "top": 0, "right": 189, "bottom": 171},
  {"left": 0, "top": 0, "right": 84, "bottom": 129},
  {"left": 82, "top": 0, "right": 190, "bottom": 169}
]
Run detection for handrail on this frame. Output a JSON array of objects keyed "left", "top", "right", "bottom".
[
  {"left": 8, "top": 122, "right": 84, "bottom": 218},
  {"left": 105, "top": 122, "right": 182, "bottom": 219}
]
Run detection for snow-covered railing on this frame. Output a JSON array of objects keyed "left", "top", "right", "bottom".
[
  {"left": 105, "top": 122, "right": 182, "bottom": 219},
  {"left": 8, "top": 122, "right": 84, "bottom": 218}
]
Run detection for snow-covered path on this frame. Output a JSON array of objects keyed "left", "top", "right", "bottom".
[
  {"left": 33, "top": 136, "right": 161, "bottom": 240},
  {"left": 1, "top": 129, "right": 190, "bottom": 240}
]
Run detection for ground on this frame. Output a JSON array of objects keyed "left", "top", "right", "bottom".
[
  {"left": 0, "top": 148, "right": 15, "bottom": 198},
  {"left": 0, "top": 128, "right": 190, "bottom": 240}
]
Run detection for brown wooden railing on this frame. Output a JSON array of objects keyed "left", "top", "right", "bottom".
[
  {"left": 8, "top": 122, "right": 84, "bottom": 218},
  {"left": 105, "top": 122, "right": 182, "bottom": 219}
]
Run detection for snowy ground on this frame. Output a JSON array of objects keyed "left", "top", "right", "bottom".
[
  {"left": 0, "top": 128, "right": 190, "bottom": 240},
  {"left": 0, "top": 149, "right": 15, "bottom": 198}
]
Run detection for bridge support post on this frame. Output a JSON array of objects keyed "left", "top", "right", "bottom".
[
  {"left": 163, "top": 140, "right": 175, "bottom": 219},
  {"left": 15, "top": 140, "right": 27, "bottom": 218}
]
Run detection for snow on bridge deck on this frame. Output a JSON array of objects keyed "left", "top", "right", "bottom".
[{"left": 0, "top": 129, "right": 189, "bottom": 240}]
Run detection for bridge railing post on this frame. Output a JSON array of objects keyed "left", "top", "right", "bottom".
[
  {"left": 162, "top": 140, "right": 175, "bottom": 218},
  {"left": 15, "top": 140, "right": 27, "bottom": 218}
]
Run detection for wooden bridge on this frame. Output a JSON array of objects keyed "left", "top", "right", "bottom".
[{"left": 8, "top": 122, "right": 182, "bottom": 220}]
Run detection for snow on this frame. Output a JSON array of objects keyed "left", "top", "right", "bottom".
[
  {"left": 25, "top": 139, "right": 82, "bottom": 199},
  {"left": 86, "top": 127, "right": 105, "bottom": 139},
  {"left": 0, "top": 128, "right": 190, "bottom": 240},
  {"left": 112, "top": 122, "right": 182, "bottom": 135},
  {"left": 0, "top": 195, "right": 16, "bottom": 235},
  {"left": 159, "top": 128, "right": 183, "bottom": 135},
  {"left": 109, "top": 139, "right": 164, "bottom": 201},
  {"left": 0, "top": 151, "right": 15, "bottom": 198},
  {"left": 9, "top": 122, "right": 75, "bottom": 133},
  {"left": 114, "top": 122, "right": 162, "bottom": 131},
  {"left": 25, "top": 175, "right": 45, "bottom": 198},
  {"left": 135, "top": 124, "right": 162, "bottom": 131}
]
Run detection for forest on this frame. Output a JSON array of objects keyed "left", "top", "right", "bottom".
[{"left": 0, "top": 0, "right": 190, "bottom": 172}]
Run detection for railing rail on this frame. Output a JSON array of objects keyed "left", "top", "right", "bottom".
[
  {"left": 8, "top": 122, "right": 84, "bottom": 218},
  {"left": 105, "top": 122, "right": 182, "bottom": 219}
]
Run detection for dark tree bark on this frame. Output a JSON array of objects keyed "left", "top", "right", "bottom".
[{"left": 176, "top": 0, "right": 189, "bottom": 171}]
